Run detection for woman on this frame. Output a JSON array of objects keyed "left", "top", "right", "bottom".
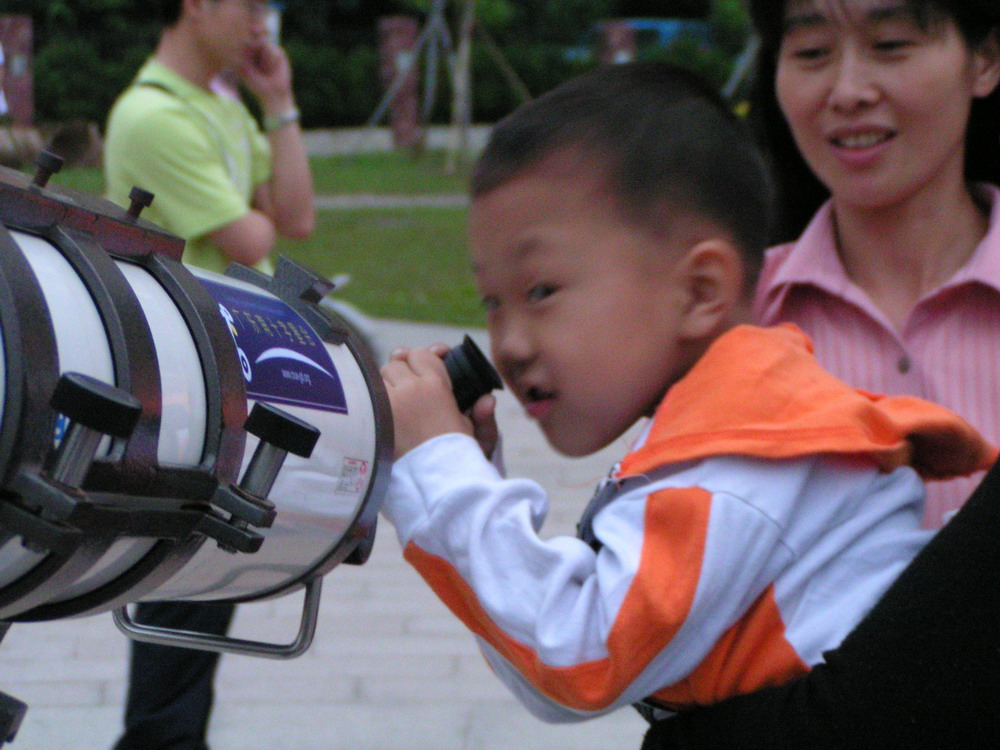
[
  {"left": 643, "top": 1, "right": 1000, "bottom": 746},
  {"left": 755, "top": 0, "right": 1000, "bottom": 528}
]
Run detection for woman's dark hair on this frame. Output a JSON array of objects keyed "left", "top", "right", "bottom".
[
  {"left": 747, "top": 0, "right": 1000, "bottom": 242},
  {"left": 158, "top": 0, "right": 184, "bottom": 27},
  {"left": 472, "top": 61, "right": 774, "bottom": 286}
]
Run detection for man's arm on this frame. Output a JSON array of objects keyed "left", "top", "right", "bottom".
[
  {"left": 243, "top": 42, "right": 315, "bottom": 237},
  {"left": 209, "top": 42, "right": 314, "bottom": 265},
  {"left": 207, "top": 208, "right": 278, "bottom": 267},
  {"left": 254, "top": 96, "right": 314, "bottom": 238}
]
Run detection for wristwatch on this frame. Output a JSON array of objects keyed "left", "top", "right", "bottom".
[{"left": 263, "top": 107, "right": 301, "bottom": 133}]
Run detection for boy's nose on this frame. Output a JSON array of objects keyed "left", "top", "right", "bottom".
[{"left": 491, "top": 319, "right": 534, "bottom": 374}]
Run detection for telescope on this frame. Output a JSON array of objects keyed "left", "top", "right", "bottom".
[{"left": 0, "top": 152, "right": 502, "bottom": 743}]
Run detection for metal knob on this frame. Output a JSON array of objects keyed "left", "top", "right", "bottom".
[
  {"left": 48, "top": 372, "right": 142, "bottom": 487},
  {"left": 205, "top": 403, "right": 320, "bottom": 550},
  {"left": 126, "top": 186, "right": 155, "bottom": 220},
  {"left": 32, "top": 150, "right": 64, "bottom": 188},
  {"left": 239, "top": 402, "right": 321, "bottom": 498}
]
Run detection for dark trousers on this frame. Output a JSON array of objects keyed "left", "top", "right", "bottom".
[
  {"left": 113, "top": 601, "right": 236, "bottom": 750},
  {"left": 642, "top": 458, "right": 1000, "bottom": 749}
]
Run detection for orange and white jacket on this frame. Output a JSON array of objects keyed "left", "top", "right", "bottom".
[{"left": 381, "top": 325, "right": 996, "bottom": 722}]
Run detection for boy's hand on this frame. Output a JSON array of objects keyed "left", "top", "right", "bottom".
[
  {"left": 469, "top": 393, "right": 499, "bottom": 461},
  {"left": 429, "top": 341, "right": 499, "bottom": 458},
  {"left": 382, "top": 346, "right": 472, "bottom": 459},
  {"left": 382, "top": 346, "right": 501, "bottom": 460}
]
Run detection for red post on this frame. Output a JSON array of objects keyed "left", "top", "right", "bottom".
[
  {"left": 0, "top": 15, "right": 33, "bottom": 127},
  {"left": 599, "top": 20, "right": 636, "bottom": 65},
  {"left": 377, "top": 16, "right": 424, "bottom": 151}
]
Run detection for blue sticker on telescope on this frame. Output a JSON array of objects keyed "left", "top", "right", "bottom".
[{"left": 199, "top": 279, "right": 347, "bottom": 414}]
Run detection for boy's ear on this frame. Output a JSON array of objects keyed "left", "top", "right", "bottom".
[{"left": 675, "top": 239, "right": 745, "bottom": 341}]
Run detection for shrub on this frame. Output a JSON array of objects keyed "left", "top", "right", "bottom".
[
  {"left": 34, "top": 39, "right": 151, "bottom": 127},
  {"left": 30, "top": 29, "right": 742, "bottom": 130},
  {"left": 471, "top": 43, "right": 593, "bottom": 122},
  {"left": 288, "top": 39, "right": 592, "bottom": 128},
  {"left": 645, "top": 38, "right": 736, "bottom": 92},
  {"left": 286, "top": 42, "right": 381, "bottom": 127}
]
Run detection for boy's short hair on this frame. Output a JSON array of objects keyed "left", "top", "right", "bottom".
[{"left": 471, "top": 62, "right": 774, "bottom": 285}]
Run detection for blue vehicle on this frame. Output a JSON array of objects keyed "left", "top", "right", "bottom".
[{"left": 564, "top": 17, "right": 713, "bottom": 62}]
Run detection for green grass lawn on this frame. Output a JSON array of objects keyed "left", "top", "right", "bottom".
[
  {"left": 53, "top": 151, "right": 469, "bottom": 197},
  {"left": 274, "top": 207, "right": 482, "bottom": 328},
  {"left": 50, "top": 165, "right": 105, "bottom": 195},
  {"left": 49, "top": 151, "right": 480, "bottom": 327},
  {"left": 310, "top": 151, "right": 470, "bottom": 195}
]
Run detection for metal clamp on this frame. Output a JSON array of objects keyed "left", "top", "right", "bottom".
[
  {"left": 111, "top": 576, "right": 323, "bottom": 659},
  {"left": 202, "top": 402, "right": 321, "bottom": 553}
]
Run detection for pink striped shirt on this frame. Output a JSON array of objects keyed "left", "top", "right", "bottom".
[{"left": 754, "top": 185, "right": 1000, "bottom": 528}]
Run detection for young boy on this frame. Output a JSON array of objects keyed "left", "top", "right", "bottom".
[{"left": 379, "top": 62, "right": 996, "bottom": 722}]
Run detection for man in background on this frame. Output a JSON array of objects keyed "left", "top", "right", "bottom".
[
  {"left": 103, "top": 1, "right": 314, "bottom": 747},
  {"left": 105, "top": 0, "right": 313, "bottom": 274}
]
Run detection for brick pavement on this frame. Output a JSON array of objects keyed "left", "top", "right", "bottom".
[
  {"left": 302, "top": 126, "right": 491, "bottom": 158},
  {"left": 0, "top": 320, "right": 647, "bottom": 749}
]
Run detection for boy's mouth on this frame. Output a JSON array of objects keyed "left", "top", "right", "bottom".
[{"left": 523, "top": 386, "right": 555, "bottom": 419}]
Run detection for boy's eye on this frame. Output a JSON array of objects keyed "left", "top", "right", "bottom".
[
  {"left": 480, "top": 295, "right": 499, "bottom": 313},
  {"left": 527, "top": 283, "right": 556, "bottom": 302}
]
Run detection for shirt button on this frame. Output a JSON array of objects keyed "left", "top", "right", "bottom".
[{"left": 897, "top": 354, "right": 911, "bottom": 374}]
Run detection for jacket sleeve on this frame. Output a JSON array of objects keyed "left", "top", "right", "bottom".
[
  {"left": 380, "top": 433, "right": 799, "bottom": 722},
  {"left": 642, "top": 457, "right": 1000, "bottom": 750}
]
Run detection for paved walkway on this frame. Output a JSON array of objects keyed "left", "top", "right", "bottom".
[
  {"left": 0, "top": 319, "right": 647, "bottom": 749},
  {"left": 315, "top": 193, "right": 468, "bottom": 210},
  {"left": 303, "top": 126, "right": 492, "bottom": 158}
]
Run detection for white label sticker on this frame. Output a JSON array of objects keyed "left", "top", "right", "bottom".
[{"left": 336, "top": 458, "right": 369, "bottom": 494}]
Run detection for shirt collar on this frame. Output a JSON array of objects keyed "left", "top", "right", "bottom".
[
  {"left": 135, "top": 58, "right": 212, "bottom": 104},
  {"left": 762, "top": 201, "right": 845, "bottom": 295},
  {"left": 756, "top": 184, "right": 1000, "bottom": 318},
  {"left": 943, "top": 184, "right": 1000, "bottom": 294},
  {"left": 754, "top": 201, "right": 860, "bottom": 321}
]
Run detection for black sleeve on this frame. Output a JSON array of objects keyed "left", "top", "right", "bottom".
[{"left": 642, "top": 459, "right": 1000, "bottom": 750}]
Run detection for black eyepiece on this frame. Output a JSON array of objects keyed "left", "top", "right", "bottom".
[{"left": 443, "top": 335, "right": 503, "bottom": 412}]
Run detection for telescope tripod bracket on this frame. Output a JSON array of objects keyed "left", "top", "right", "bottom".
[
  {"left": 0, "top": 485, "right": 82, "bottom": 556},
  {"left": 112, "top": 576, "right": 323, "bottom": 659},
  {"left": 196, "top": 400, "right": 320, "bottom": 554},
  {"left": 195, "top": 511, "right": 265, "bottom": 555}
]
